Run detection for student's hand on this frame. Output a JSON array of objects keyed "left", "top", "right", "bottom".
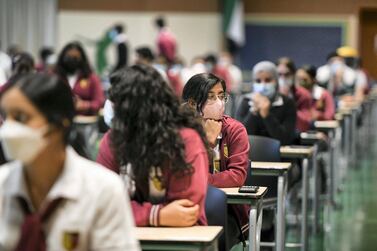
[
  {"left": 159, "top": 199, "right": 199, "bottom": 227},
  {"left": 75, "top": 98, "right": 88, "bottom": 112},
  {"left": 311, "top": 109, "right": 320, "bottom": 121},
  {"left": 253, "top": 93, "right": 270, "bottom": 118},
  {"left": 203, "top": 119, "right": 222, "bottom": 147}
]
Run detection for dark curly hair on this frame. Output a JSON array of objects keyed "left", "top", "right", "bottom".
[{"left": 109, "top": 65, "right": 210, "bottom": 194}]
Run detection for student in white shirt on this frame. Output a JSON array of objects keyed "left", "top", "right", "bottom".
[{"left": 0, "top": 73, "right": 139, "bottom": 251}]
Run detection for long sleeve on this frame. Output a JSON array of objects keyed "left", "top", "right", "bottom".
[
  {"left": 91, "top": 177, "right": 140, "bottom": 251},
  {"left": 262, "top": 98, "right": 297, "bottom": 145},
  {"left": 318, "top": 91, "right": 335, "bottom": 120},
  {"left": 133, "top": 129, "right": 209, "bottom": 226},
  {"left": 236, "top": 96, "right": 260, "bottom": 135},
  {"left": 208, "top": 119, "right": 249, "bottom": 187},
  {"left": 96, "top": 132, "right": 119, "bottom": 173},
  {"left": 295, "top": 86, "right": 313, "bottom": 132},
  {"left": 87, "top": 74, "right": 105, "bottom": 113}
]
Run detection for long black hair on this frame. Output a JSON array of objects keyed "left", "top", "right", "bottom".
[
  {"left": 109, "top": 65, "right": 210, "bottom": 191},
  {"left": 55, "top": 41, "right": 92, "bottom": 78},
  {"left": 182, "top": 73, "right": 226, "bottom": 114}
]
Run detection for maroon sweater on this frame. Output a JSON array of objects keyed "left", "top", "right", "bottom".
[
  {"left": 293, "top": 85, "right": 313, "bottom": 132},
  {"left": 96, "top": 128, "right": 208, "bottom": 226},
  {"left": 68, "top": 73, "right": 104, "bottom": 115},
  {"left": 209, "top": 115, "right": 250, "bottom": 227},
  {"left": 310, "top": 85, "right": 335, "bottom": 121}
]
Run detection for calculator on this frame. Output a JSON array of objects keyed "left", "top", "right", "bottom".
[{"left": 238, "top": 185, "right": 259, "bottom": 193}]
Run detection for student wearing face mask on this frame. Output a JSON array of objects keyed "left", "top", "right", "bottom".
[
  {"left": 0, "top": 73, "right": 139, "bottom": 251},
  {"left": 297, "top": 65, "right": 335, "bottom": 122},
  {"left": 55, "top": 41, "right": 104, "bottom": 115},
  {"left": 235, "top": 61, "right": 297, "bottom": 145},
  {"left": 277, "top": 57, "right": 313, "bottom": 133},
  {"left": 97, "top": 65, "right": 209, "bottom": 228},
  {"left": 182, "top": 73, "right": 250, "bottom": 248}
]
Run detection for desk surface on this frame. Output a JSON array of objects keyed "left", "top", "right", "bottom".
[
  {"left": 335, "top": 113, "right": 343, "bottom": 121},
  {"left": 136, "top": 226, "right": 223, "bottom": 243},
  {"left": 280, "top": 146, "right": 314, "bottom": 158},
  {"left": 314, "top": 120, "right": 339, "bottom": 129},
  {"left": 220, "top": 186, "right": 268, "bottom": 199},
  {"left": 300, "top": 132, "right": 323, "bottom": 140},
  {"left": 73, "top": 115, "right": 98, "bottom": 124},
  {"left": 251, "top": 161, "right": 291, "bottom": 170}
]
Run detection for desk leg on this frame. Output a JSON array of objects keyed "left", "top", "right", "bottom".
[
  {"left": 329, "top": 130, "right": 335, "bottom": 206},
  {"left": 301, "top": 158, "right": 309, "bottom": 251},
  {"left": 249, "top": 202, "right": 263, "bottom": 251},
  {"left": 351, "top": 110, "right": 357, "bottom": 166},
  {"left": 276, "top": 174, "right": 287, "bottom": 251},
  {"left": 312, "top": 145, "right": 319, "bottom": 234}
]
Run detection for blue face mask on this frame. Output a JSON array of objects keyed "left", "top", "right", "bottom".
[
  {"left": 103, "top": 99, "right": 114, "bottom": 128},
  {"left": 253, "top": 82, "right": 276, "bottom": 99}
]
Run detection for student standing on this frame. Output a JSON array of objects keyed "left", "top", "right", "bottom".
[{"left": 55, "top": 42, "right": 104, "bottom": 115}]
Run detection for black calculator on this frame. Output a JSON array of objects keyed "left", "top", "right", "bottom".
[{"left": 238, "top": 185, "right": 259, "bottom": 193}]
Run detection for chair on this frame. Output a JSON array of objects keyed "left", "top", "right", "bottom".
[
  {"left": 246, "top": 135, "right": 281, "bottom": 198},
  {"left": 205, "top": 185, "right": 228, "bottom": 251}
]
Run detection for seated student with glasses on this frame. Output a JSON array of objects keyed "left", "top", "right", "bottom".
[
  {"left": 182, "top": 73, "right": 250, "bottom": 248},
  {"left": 96, "top": 65, "right": 210, "bottom": 227}
]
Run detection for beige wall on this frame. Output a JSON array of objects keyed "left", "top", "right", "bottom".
[{"left": 58, "top": 11, "right": 222, "bottom": 67}]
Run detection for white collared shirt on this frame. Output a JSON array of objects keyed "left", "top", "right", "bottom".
[{"left": 0, "top": 147, "right": 140, "bottom": 251}]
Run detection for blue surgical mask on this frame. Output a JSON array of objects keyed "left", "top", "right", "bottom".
[
  {"left": 103, "top": 99, "right": 114, "bottom": 128},
  {"left": 253, "top": 82, "right": 276, "bottom": 99}
]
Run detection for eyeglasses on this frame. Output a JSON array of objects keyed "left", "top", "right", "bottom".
[{"left": 207, "top": 93, "right": 229, "bottom": 103}]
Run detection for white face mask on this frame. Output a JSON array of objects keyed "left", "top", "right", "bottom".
[
  {"left": 202, "top": 98, "right": 225, "bottom": 121},
  {"left": 0, "top": 120, "right": 48, "bottom": 165},
  {"left": 253, "top": 82, "right": 276, "bottom": 99},
  {"left": 103, "top": 99, "right": 114, "bottom": 128},
  {"left": 278, "top": 77, "right": 293, "bottom": 88}
]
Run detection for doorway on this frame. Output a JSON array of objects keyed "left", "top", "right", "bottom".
[{"left": 359, "top": 8, "right": 377, "bottom": 80}]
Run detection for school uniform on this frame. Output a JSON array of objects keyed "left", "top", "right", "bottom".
[
  {"left": 208, "top": 115, "right": 250, "bottom": 231},
  {"left": 236, "top": 94, "right": 297, "bottom": 145},
  {"left": 311, "top": 85, "right": 335, "bottom": 121},
  {"left": 157, "top": 28, "right": 176, "bottom": 63},
  {"left": 96, "top": 128, "right": 209, "bottom": 226},
  {"left": 292, "top": 85, "right": 313, "bottom": 132},
  {"left": 65, "top": 73, "right": 104, "bottom": 116},
  {"left": 0, "top": 147, "right": 139, "bottom": 251}
]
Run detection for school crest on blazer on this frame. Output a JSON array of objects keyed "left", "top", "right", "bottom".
[
  {"left": 79, "top": 79, "right": 89, "bottom": 89},
  {"left": 62, "top": 231, "right": 79, "bottom": 251}
]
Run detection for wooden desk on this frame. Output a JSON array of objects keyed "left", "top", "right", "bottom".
[
  {"left": 220, "top": 187, "right": 267, "bottom": 251},
  {"left": 280, "top": 146, "right": 314, "bottom": 159},
  {"left": 250, "top": 162, "right": 291, "bottom": 251},
  {"left": 300, "top": 132, "right": 323, "bottom": 145},
  {"left": 280, "top": 146, "right": 315, "bottom": 251},
  {"left": 314, "top": 120, "right": 339, "bottom": 131},
  {"left": 136, "top": 226, "right": 223, "bottom": 251}
]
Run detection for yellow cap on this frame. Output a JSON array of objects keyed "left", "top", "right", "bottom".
[{"left": 337, "top": 46, "right": 358, "bottom": 57}]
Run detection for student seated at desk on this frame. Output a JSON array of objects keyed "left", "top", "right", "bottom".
[
  {"left": 277, "top": 57, "right": 313, "bottom": 133},
  {"left": 296, "top": 65, "right": 335, "bottom": 123},
  {"left": 235, "top": 61, "right": 297, "bottom": 145},
  {"left": 0, "top": 74, "right": 139, "bottom": 250},
  {"left": 182, "top": 73, "right": 250, "bottom": 247},
  {"left": 97, "top": 65, "right": 209, "bottom": 227}
]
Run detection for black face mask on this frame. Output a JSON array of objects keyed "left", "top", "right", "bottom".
[{"left": 62, "top": 56, "right": 82, "bottom": 74}]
